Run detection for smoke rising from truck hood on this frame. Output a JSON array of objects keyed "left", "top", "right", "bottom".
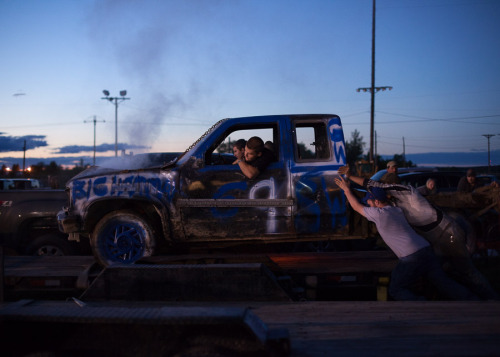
[{"left": 86, "top": 1, "right": 206, "bottom": 152}]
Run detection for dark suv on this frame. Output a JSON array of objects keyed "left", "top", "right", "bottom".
[{"left": 371, "top": 168, "right": 464, "bottom": 192}]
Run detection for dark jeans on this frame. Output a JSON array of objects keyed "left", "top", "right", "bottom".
[{"left": 389, "top": 246, "right": 478, "bottom": 301}]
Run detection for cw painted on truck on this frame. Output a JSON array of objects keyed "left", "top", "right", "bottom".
[{"left": 58, "top": 114, "right": 352, "bottom": 266}]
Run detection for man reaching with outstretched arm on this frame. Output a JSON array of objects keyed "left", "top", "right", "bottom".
[
  {"left": 335, "top": 176, "right": 477, "bottom": 301},
  {"left": 338, "top": 165, "right": 499, "bottom": 300}
]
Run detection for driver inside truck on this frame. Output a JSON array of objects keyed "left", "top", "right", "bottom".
[{"left": 236, "top": 136, "right": 275, "bottom": 179}]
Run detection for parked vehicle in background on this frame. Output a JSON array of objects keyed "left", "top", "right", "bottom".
[
  {"left": 477, "top": 174, "right": 499, "bottom": 187},
  {"left": 0, "top": 178, "right": 41, "bottom": 190},
  {"left": 0, "top": 189, "right": 90, "bottom": 256},
  {"left": 398, "top": 171, "right": 464, "bottom": 192},
  {"left": 0, "top": 179, "right": 13, "bottom": 190},
  {"left": 371, "top": 168, "right": 464, "bottom": 192}
]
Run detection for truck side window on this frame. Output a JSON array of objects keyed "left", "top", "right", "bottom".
[
  {"left": 295, "top": 122, "right": 330, "bottom": 161},
  {"left": 209, "top": 126, "right": 279, "bottom": 165}
]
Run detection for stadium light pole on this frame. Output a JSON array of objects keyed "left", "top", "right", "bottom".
[
  {"left": 84, "top": 116, "right": 105, "bottom": 166},
  {"left": 101, "top": 90, "right": 130, "bottom": 157},
  {"left": 482, "top": 134, "right": 495, "bottom": 172}
]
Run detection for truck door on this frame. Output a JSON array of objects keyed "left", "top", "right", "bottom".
[
  {"left": 290, "top": 116, "right": 348, "bottom": 237},
  {"left": 177, "top": 120, "right": 293, "bottom": 241}
]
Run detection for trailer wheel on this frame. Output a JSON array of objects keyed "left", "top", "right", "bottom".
[
  {"left": 92, "top": 210, "right": 156, "bottom": 266},
  {"left": 26, "top": 234, "right": 76, "bottom": 256}
]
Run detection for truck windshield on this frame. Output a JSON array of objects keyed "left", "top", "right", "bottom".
[{"left": 176, "top": 118, "right": 228, "bottom": 163}]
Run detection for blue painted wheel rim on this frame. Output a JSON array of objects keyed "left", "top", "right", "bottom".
[{"left": 103, "top": 222, "right": 145, "bottom": 263}]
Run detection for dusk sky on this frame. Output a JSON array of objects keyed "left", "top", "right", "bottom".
[{"left": 1, "top": 0, "right": 499, "bottom": 168}]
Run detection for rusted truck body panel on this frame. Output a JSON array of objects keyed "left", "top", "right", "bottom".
[{"left": 58, "top": 114, "right": 353, "bottom": 265}]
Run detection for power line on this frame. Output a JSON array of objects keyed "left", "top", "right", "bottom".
[
  {"left": 376, "top": 111, "right": 500, "bottom": 123},
  {"left": 342, "top": 115, "right": 500, "bottom": 127},
  {"left": 3, "top": 122, "right": 83, "bottom": 129}
]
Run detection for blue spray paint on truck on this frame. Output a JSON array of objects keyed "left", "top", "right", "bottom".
[{"left": 58, "top": 114, "right": 360, "bottom": 266}]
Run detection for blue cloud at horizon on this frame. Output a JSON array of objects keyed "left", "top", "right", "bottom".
[
  {"left": 0, "top": 134, "right": 48, "bottom": 152},
  {"left": 388, "top": 150, "right": 500, "bottom": 168}
]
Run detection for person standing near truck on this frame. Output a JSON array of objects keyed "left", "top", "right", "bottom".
[
  {"left": 236, "top": 136, "right": 275, "bottom": 179},
  {"left": 335, "top": 176, "right": 476, "bottom": 301},
  {"left": 380, "top": 161, "right": 401, "bottom": 184},
  {"left": 338, "top": 165, "right": 499, "bottom": 300},
  {"left": 417, "top": 178, "right": 438, "bottom": 196},
  {"left": 457, "top": 169, "right": 483, "bottom": 193}
]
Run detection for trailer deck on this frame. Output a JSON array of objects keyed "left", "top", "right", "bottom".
[
  {"left": 2, "top": 251, "right": 398, "bottom": 301},
  {"left": 1, "top": 299, "right": 499, "bottom": 357},
  {"left": 2, "top": 252, "right": 500, "bottom": 356}
]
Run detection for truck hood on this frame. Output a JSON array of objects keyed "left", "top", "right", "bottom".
[{"left": 68, "top": 152, "right": 180, "bottom": 181}]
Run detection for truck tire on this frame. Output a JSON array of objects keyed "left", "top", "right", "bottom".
[
  {"left": 26, "top": 234, "right": 76, "bottom": 256},
  {"left": 91, "top": 210, "right": 156, "bottom": 266}
]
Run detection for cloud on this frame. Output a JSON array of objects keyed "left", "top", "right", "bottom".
[
  {"left": 0, "top": 134, "right": 48, "bottom": 152},
  {"left": 54, "top": 143, "right": 150, "bottom": 154}
]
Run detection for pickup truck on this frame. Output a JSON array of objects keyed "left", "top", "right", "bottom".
[
  {"left": 0, "top": 178, "right": 41, "bottom": 190},
  {"left": 58, "top": 114, "right": 354, "bottom": 266},
  {"left": 0, "top": 189, "right": 88, "bottom": 255}
]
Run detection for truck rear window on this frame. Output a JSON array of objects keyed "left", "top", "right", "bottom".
[{"left": 294, "top": 122, "right": 330, "bottom": 161}]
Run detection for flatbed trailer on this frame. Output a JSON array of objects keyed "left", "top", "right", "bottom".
[
  {"left": 2, "top": 251, "right": 398, "bottom": 302},
  {"left": 2, "top": 252, "right": 500, "bottom": 356},
  {"left": 1, "top": 299, "right": 500, "bottom": 357}
]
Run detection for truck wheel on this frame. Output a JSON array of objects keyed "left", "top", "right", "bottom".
[
  {"left": 26, "top": 234, "right": 76, "bottom": 256},
  {"left": 92, "top": 210, "right": 156, "bottom": 266}
]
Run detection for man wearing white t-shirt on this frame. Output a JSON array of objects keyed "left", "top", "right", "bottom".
[{"left": 335, "top": 176, "right": 476, "bottom": 301}]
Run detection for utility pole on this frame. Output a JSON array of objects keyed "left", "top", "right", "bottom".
[
  {"left": 357, "top": 0, "right": 392, "bottom": 165},
  {"left": 482, "top": 134, "right": 495, "bottom": 172},
  {"left": 402, "top": 136, "right": 406, "bottom": 166},
  {"left": 22, "top": 140, "right": 26, "bottom": 173},
  {"left": 84, "top": 116, "right": 105, "bottom": 166},
  {"left": 101, "top": 90, "right": 130, "bottom": 157}
]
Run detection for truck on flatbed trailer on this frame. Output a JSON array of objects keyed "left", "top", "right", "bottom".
[{"left": 58, "top": 114, "right": 362, "bottom": 266}]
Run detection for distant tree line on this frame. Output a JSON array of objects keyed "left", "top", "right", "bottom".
[{"left": 345, "top": 129, "right": 415, "bottom": 173}]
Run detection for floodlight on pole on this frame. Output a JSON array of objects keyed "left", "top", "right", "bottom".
[{"left": 101, "top": 90, "right": 130, "bottom": 156}]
